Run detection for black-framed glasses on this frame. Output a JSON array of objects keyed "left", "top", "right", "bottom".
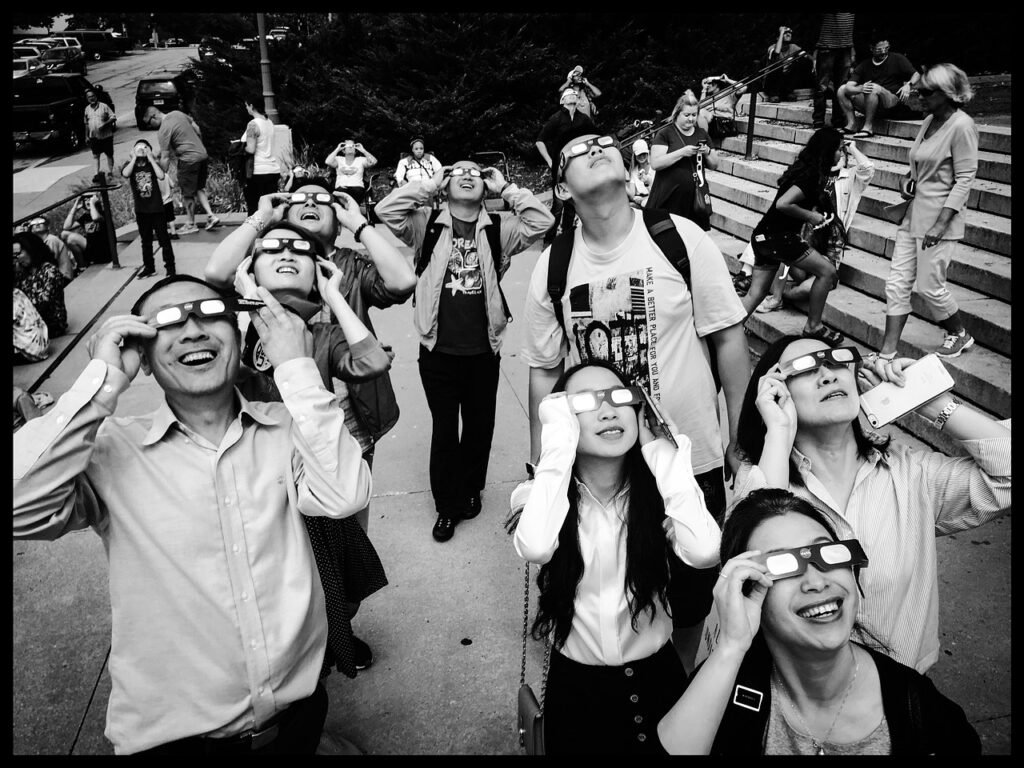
[
  {"left": 287, "top": 191, "right": 334, "bottom": 205},
  {"left": 558, "top": 135, "right": 619, "bottom": 181},
  {"left": 779, "top": 346, "right": 861, "bottom": 379},
  {"left": 148, "top": 297, "right": 264, "bottom": 329},
  {"left": 754, "top": 539, "right": 869, "bottom": 581},
  {"left": 914, "top": 87, "right": 935, "bottom": 97},
  {"left": 567, "top": 386, "right": 643, "bottom": 414},
  {"left": 449, "top": 167, "right": 483, "bottom": 178},
  {"left": 255, "top": 237, "right": 315, "bottom": 255}
]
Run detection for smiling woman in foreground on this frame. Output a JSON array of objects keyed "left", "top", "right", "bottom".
[
  {"left": 657, "top": 488, "right": 980, "bottom": 755},
  {"left": 730, "top": 334, "right": 1011, "bottom": 674}
]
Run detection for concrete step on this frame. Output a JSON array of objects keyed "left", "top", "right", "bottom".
[
  {"left": 735, "top": 98, "right": 1012, "bottom": 155},
  {"left": 715, "top": 137, "right": 1011, "bottom": 217},
  {"left": 719, "top": 126, "right": 1011, "bottom": 185},
  {"left": 708, "top": 194, "right": 1011, "bottom": 356},
  {"left": 707, "top": 171, "right": 1012, "bottom": 300}
]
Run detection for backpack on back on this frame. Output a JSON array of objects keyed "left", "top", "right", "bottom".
[{"left": 546, "top": 208, "right": 721, "bottom": 390}]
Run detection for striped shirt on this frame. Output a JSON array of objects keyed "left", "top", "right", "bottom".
[
  {"left": 732, "top": 424, "right": 1011, "bottom": 673},
  {"left": 816, "top": 12, "right": 855, "bottom": 49}
]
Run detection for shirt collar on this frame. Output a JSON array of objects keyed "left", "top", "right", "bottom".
[
  {"left": 141, "top": 389, "right": 280, "bottom": 446},
  {"left": 790, "top": 443, "right": 887, "bottom": 474},
  {"left": 573, "top": 475, "right": 631, "bottom": 508}
]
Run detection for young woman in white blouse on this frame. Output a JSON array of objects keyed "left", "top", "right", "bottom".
[{"left": 513, "top": 359, "right": 721, "bottom": 754}]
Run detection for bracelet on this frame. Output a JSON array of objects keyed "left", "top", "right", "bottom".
[
  {"left": 499, "top": 181, "right": 513, "bottom": 195},
  {"left": 243, "top": 213, "right": 265, "bottom": 233},
  {"left": 353, "top": 222, "right": 370, "bottom": 243},
  {"left": 932, "top": 396, "right": 962, "bottom": 431}
]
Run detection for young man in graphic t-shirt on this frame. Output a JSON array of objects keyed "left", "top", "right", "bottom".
[
  {"left": 520, "top": 133, "right": 750, "bottom": 671},
  {"left": 375, "top": 159, "right": 554, "bottom": 543},
  {"left": 121, "top": 139, "right": 176, "bottom": 278}
]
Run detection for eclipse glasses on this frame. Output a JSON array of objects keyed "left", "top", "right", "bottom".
[
  {"left": 255, "top": 237, "right": 316, "bottom": 255},
  {"left": 567, "top": 385, "right": 643, "bottom": 414},
  {"left": 558, "top": 135, "right": 619, "bottom": 181},
  {"left": 148, "top": 297, "right": 264, "bottom": 329},
  {"left": 754, "top": 539, "right": 869, "bottom": 581},
  {"left": 779, "top": 346, "right": 861, "bottom": 380}
]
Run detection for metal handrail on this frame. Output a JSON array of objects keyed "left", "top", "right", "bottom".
[
  {"left": 14, "top": 183, "right": 122, "bottom": 269},
  {"left": 617, "top": 50, "right": 810, "bottom": 156}
]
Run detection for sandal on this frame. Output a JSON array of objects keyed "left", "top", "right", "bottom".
[
  {"left": 851, "top": 129, "right": 874, "bottom": 139},
  {"left": 801, "top": 325, "right": 845, "bottom": 345},
  {"left": 838, "top": 127, "right": 856, "bottom": 136},
  {"left": 732, "top": 270, "right": 752, "bottom": 297}
]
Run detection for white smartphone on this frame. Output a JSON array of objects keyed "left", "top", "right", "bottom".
[{"left": 859, "top": 354, "right": 955, "bottom": 428}]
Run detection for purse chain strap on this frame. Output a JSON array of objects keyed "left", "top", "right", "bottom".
[{"left": 520, "top": 561, "right": 552, "bottom": 710}]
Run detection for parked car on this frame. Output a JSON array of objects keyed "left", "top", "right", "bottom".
[
  {"left": 14, "top": 38, "right": 55, "bottom": 49},
  {"left": 39, "top": 37, "right": 83, "bottom": 51},
  {"left": 134, "top": 69, "right": 197, "bottom": 129},
  {"left": 12, "top": 72, "right": 94, "bottom": 151},
  {"left": 13, "top": 45, "right": 48, "bottom": 60},
  {"left": 39, "top": 46, "right": 87, "bottom": 74},
  {"left": 197, "top": 36, "right": 223, "bottom": 59},
  {"left": 13, "top": 57, "right": 47, "bottom": 79},
  {"left": 63, "top": 29, "right": 120, "bottom": 61},
  {"left": 110, "top": 32, "right": 132, "bottom": 55},
  {"left": 165, "top": 37, "right": 187, "bottom": 47}
]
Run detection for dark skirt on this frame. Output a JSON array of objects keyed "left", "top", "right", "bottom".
[{"left": 543, "top": 641, "right": 686, "bottom": 755}]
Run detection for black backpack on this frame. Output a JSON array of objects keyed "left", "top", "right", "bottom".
[{"left": 547, "top": 207, "right": 721, "bottom": 391}]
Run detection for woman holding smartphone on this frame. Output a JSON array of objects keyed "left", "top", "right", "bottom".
[
  {"left": 512, "top": 359, "right": 721, "bottom": 754},
  {"left": 730, "top": 333, "right": 1010, "bottom": 674},
  {"left": 647, "top": 89, "right": 717, "bottom": 230}
]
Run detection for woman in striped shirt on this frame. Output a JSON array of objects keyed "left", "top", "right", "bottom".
[{"left": 730, "top": 334, "right": 1010, "bottom": 673}]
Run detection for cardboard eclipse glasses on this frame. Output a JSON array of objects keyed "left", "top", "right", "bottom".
[
  {"left": 754, "top": 539, "right": 869, "bottom": 581},
  {"left": 149, "top": 297, "right": 264, "bottom": 329},
  {"left": 567, "top": 385, "right": 643, "bottom": 414},
  {"left": 779, "top": 346, "right": 861, "bottom": 379}
]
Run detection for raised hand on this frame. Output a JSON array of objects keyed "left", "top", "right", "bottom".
[
  {"left": 331, "top": 191, "right": 366, "bottom": 232},
  {"left": 257, "top": 192, "right": 291, "bottom": 228},
  {"left": 482, "top": 166, "right": 507, "bottom": 195},
  {"left": 315, "top": 256, "right": 344, "bottom": 301},
  {"left": 713, "top": 551, "right": 773, "bottom": 654},
  {"left": 234, "top": 256, "right": 260, "bottom": 299},
  {"left": 86, "top": 314, "right": 158, "bottom": 382},
  {"left": 755, "top": 364, "right": 798, "bottom": 436},
  {"left": 538, "top": 392, "right": 581, "bottom": 457},
  {"left": 247, "top": 286, "right": 313, "bottom": 368}
]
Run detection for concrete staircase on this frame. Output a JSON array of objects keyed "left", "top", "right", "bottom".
[{"left": 705, "top": 98, "right": 1011, "bottom": 454}]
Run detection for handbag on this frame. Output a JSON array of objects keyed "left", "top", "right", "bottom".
[
  {"left": 691, "top": 152, "right": 713, "bottom": 231},
  {"left": 517, "top": 561, "right": 551, "bottom": 756}
]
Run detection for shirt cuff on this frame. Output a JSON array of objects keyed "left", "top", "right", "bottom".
[{"left": 272, "top": 356, "right": 324, "bottom": 394}]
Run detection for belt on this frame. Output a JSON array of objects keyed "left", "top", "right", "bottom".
[{"left": 200, "top": 703, "right": 294, "bottom": 751}]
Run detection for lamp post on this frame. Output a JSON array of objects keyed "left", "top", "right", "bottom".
[{"left": 255, "top": 13, "right": 279, "bottom": 124}]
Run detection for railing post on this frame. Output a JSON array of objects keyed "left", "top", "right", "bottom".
[
  {"left": 744, "top": 83, "right": 759, "bottom": 161},
  {"left": 97, "top": 185, "right": 121, "bottom": 269}
]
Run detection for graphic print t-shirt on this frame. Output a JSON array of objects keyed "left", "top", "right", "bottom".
[
  {"left": 129, "top": 158, "right": 165, "bottom": 214},
  {"left": 435, "top": 216, "right": 491, "bottom": 355},
  {"left": 521, "top": 210, "right": 746, "bottom": 473}
]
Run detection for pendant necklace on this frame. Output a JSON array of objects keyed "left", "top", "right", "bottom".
[{"left": 772, "top": 649, "right": 860, "bottom": 756}]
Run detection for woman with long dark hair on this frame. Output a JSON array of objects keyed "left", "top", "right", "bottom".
[
  {"left": 13, "top": 231, "right": 68, "bottom": 338},
  {"left": 730, "top": 333, "right": 1010, "bottom": 674},
  {"left": 741, "top": 127, "right": 847, "bottom": 344},
  {"left": 512, "top": 359, "right": 720, "bottom": 754},
  {"left": 658, "top": 488, "right": 980, "bottom": 755}
]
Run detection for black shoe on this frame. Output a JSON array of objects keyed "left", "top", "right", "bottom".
[
  {"left": 92, "top": 172, "right": 107, "bottom": 185},
  {"left": 165, "top": 266, "right": 176, "bottom": 277},
  {"left": 137, "top": 267, "right": 156, "bottom": 279},
  {"left": 353, "top": 636, "right": 373, "bottom": 671},
  {"left": 432, "top": 514, "right": 456, "bottom": 542},
  {"left": 462, "top": 494, "right": 482, "bottom": 519}
]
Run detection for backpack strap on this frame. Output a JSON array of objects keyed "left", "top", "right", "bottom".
[
  {"left": 415, "top": 207, "right": 444, "bottom": 277},
  {"left": 546, "top": 226, "right": 576, "bottom": 338}
]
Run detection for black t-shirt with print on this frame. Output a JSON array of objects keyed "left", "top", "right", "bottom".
[
  {"left": 78, "top": 212, "right": 111, "bottom": 264},
  {"left": 434, "top": 216, "right": 491, "bottom": 355},
  {"left": 129, "top": 158, "right": 165, "bottom": 215}
]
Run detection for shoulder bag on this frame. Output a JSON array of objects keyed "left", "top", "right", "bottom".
[
  {"left": 707, "top": 91, "right": 737, "bottom": 142},
  {"left": 517, "top": 561, "right": 551, "bottom": 756},
  {"left": 691, "top": 150, "right": 713, "bottom": 231}
]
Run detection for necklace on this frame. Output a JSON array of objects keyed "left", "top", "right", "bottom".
[{"left": 772, "top": 649, "right": 860, "bottom": 756}]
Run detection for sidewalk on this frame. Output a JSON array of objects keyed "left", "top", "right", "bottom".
[{"left": 12, "top": 217, "right": 1010, "bottom": 754}]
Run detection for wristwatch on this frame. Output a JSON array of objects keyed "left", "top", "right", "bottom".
[{"left": 932, "top": 396, "right": 962, "bottom": 431}]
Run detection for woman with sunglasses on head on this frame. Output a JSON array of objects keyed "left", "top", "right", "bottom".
[
  {"left": 647, "top": 89, "right": 717, "bottom": 230},
  {"left": 872, "top": 63, "right": 979, "bottom": 363},
  {"left": 740, "top": 127, "right": 847, "bottom": 345},
  {"left": 658, "top": 488, "right": 980, "bottom": 755},
  {"left": 511, "top": 359, "right": 721, "bottom": 755},
  {"left": 231, "top": 221, "right": 391, "bottom": 732},
  {"left": 728, "top": 334, "right": 1010, "bottom": 675}
]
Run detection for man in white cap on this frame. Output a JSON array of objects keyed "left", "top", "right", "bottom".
[
  {"left": 556, "top": 65, "right": 602, "bottom": 117},
  {"left": 536, "top": 87, "right": 597, "bottom": 243}
]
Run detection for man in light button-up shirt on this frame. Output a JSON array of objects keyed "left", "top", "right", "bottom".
[{"left": 13, "top": 276, "right": 372, "bottom": 754}]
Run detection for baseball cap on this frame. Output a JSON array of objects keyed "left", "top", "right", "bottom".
[
  {"left": 632, "top": 139, "right": 650, "bottom": 156},
  {"left": 560, "top": 88, "right": 578, "bottom": 104}
]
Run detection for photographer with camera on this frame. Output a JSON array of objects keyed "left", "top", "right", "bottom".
[
  {"left": 62, "top": 191, "right": 112, "bottom": 268},
  {"left": 557, "top": 65, "right": 602, "bottom": 118},
  {"left": 764, "top": 25, "right": 807, "bottom": 102},
  {"left": 122, "top": 139, "right": 176, "bottom": 279},
  {"left": 375, "top": 159, "right": 553, "bottom": 544}
]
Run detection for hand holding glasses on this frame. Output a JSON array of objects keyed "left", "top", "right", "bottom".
[{"left": 778, "top": 346, "right": 861, "bottom": 380}]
